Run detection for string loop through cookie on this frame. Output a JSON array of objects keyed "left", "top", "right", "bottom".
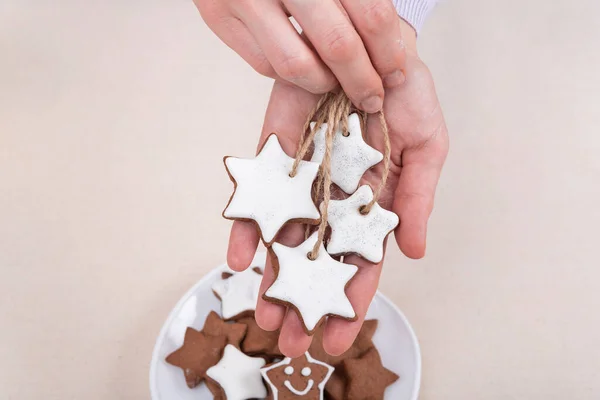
[{"left": 295, "top": 92, "right": 392, "bottom": 259}]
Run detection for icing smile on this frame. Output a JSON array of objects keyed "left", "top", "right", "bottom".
[{"left": 284, "top": 379, "right": 314, "bottom": 395}]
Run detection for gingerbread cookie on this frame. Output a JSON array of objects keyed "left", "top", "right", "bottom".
[
  {"left": 308, "top": 320, "right": 378, "bottom": 400},
  {"left": 326, "top": 185, "right": 399, "bottom": 263},
  {"left": 212, "top": 266, "right": 263, "bottom": 320},
  {"left": 261, "top": 352, "right": 334, "bottom": 400},
  {"left": 342, "top": 347, "right": 399, "bottom": 400},
  {"left": 202, "top": 311, "right": 247, "bottom": 348},
  {"left": 223, "top": 134, "right": 321, "bottom": 245},
  {"left": 263, "top": 232, "right": 358, "bottom": 334},
  {"left": 206, "top": 344, "right": 267, "bottom": 400},
  {"left": 311, "top": 113, "right": 383, "bottom": 195},
  {"left": 165, "top": 327, "right": 227, "bottom": 388},
  {"left": 237, "top": 316, "right": 283, "bottom": 358}
]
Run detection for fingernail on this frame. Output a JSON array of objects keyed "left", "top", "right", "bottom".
[
  {"left": 383, "top": 70, "right": 406, "bottom": 87},
  {"left": 361, "top": 96, "right": 383, "bottom": 113}
]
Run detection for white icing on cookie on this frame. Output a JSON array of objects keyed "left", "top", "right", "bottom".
[
  {"left": 311, "top": 113, "right": 383, "bottom": 194},
  {"left": 212, "top": 267, "right": 262, "bottom": 320},
  {"left": 326, "top": 185, "right": 399, "bottom": 264},
  {"left": 261, "top": 352, "right": 334, "bottom": 400},
  {"left": 206, "top": 344, "right": 267, "bottom": 400},
  {"left": 285, "top": 379, "right": 314, "bottom": 395},
  {"left": 265, "top": 232, "right": 357, "bottom": 332},
  {"left": 301, "top": 367, "right": 311, "bottom": 377},
  {"left": 224, "top": 134, "right": 321, "bottom": 244}
]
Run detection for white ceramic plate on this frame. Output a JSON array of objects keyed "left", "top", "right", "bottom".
[{"left": 150, "top": 252, "right": 421, "bottom": 400}]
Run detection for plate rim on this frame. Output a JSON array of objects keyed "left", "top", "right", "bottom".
[{"left": 149, "top": 253, "right": 421, "bottom": 400}]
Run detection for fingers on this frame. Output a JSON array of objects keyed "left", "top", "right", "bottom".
[
  {"left": 231, "top": 0, "right": 337, "bottom": 93},
  {"left": 255, "top": 223, "right": 306, "bottom": 331},
  {"left": 322, "top": 255, "right": 383, "bottom": 355},
  {"left": 393, "top": 131, "right": 449, "bottom": 259},
  {"left": 279, "top": 308, "right": 314, "bottom": 358},
  {"left": 255, "top": 248, "right": 287, "bottom": 330},
  {"left": 282, "top": 0, "right": 384, "bottom": 112},
  {"left": 227, "top": 221, "right": 260, "bottom": 271},
  {"left": 194, "top": 0, "right": 277, "bottom": 78},
  {"left": 340, "top": 0, "right": 407, "bottom": 88}
]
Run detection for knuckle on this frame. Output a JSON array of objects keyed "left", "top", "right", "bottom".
[
  {"left": 252, "top": 56, "right": 277, "bottom": 78},
  {"left": 362, "top": 1, "right": 397, "bottom": 35},
  {"left": 274, "top": 54, "right": 312, "bottom": 81},
  {"left": 229, "top": 0, "right": 258, "bottom": 16},
  {"left": 322, "top": 26, "right": 359, "bottom": 62}
]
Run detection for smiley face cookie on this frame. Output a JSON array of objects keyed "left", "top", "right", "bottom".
[
  {"left": 261, "top": 352, "right": 334, "bottom": 400},
  {"left": 223, "top": 134, "right": 321, "bottom": 245}
]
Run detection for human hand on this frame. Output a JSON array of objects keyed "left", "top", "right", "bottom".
[
  {"left": 226, "top": 21, "right": 448, "bottom": 357},
  {"left": 194, "top": 0, "right": 406, "bottom": 113}
]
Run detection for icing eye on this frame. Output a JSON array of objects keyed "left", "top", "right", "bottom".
[
  {"left": 284, "top": 366, "right": 294, "bottom": 375},
  {"left": 301, "top": 367, "right": 312, "bottom": 376}
]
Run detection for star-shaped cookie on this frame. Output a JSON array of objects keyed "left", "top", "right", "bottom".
[
  {"left": 309, "top": 320, "right": 379, "bottom": 400},
  {"left": 309, "top": 319, "right": 378, "bottom": 367},
  {"left": 202, "top": 311, "right": 247, "bottom": 348},
  {"left": 206, "top": 344, "right": 267, "bottom": 400},
  {"left": 261, "top": 352, "right": 334, "bottom": 400},
  {"left": 237, "top": 316, "right": 283, "bottom": 358},
  {"left": 264, "top": 232, "right": 358, "bottom": 334},
  {"left": 212, "top": 266, "right": 263, "bottom": 320},
  {"left": 311, "top": 113, "right": 383, "bottom": 194},
  {"left": 223, "top": 134, "right": 321, "bottom": 245},
  {"left": 342, "top": 347, "right": 399, "bottom": 400},
  {"left": 326, "top": 185, "right": 399, "bottom": 263},
  {"left": 165, "top": 327, "right": 227, "bottom": 388}
]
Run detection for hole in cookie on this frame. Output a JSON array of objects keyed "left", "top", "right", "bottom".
[
  {"left": 342, "top": 131, "right": 350, "bottom": 137},
  {"left": 359, "top": 205, "right": 370, "bottom": 215},
  {"left": 307, "top": 252, "right": 317, "bottom": 261}
]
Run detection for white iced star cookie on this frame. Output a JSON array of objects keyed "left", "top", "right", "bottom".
[
  {"left": 264, "top": 232, "right": 358, "bottom": 334},
  {"left": 261, "top": 352, "right": 334, "bottom": 400},
  {"left": 206, "top": 344, "right": 267, "bottom": 400},
  {"left": 212, "top": 266, "right": 263, "bottom": 320},
  {"left": 326, "top": 185, "right": 399, "bottom": 264},
  {"left": 311, "top": 113, "right": 383, "bottom": 194},
  {"left": 224, "top": 134, "right": 321, "bottom": 245}
]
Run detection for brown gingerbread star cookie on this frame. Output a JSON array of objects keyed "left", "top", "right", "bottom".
[
  {"left": 165, "top": 327, "right": 227, "bottom": 388},
  {"left": 309, "top": 319, "right": 378, "bottom": 366},
  {"left": 261, "top": 352, "right": 334, "bottom": 400},
  {"left": 237, "top": 316, "right": 283, "bottom": 358},
  {"left": 307, "top": 319, "right": 378, "bottom": 400},
  {"left": 202, "top": 311, "right": 247, "bottom": 348},
  {"left": 342, "top": 347, "right": 399, "bottom": 400}
]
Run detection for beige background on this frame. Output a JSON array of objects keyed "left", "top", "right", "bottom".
[{"left": 1, "top": 0, "right": 600, "bottom": 399}]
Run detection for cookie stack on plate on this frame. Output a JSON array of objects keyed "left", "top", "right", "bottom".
[{"left": 165, "top": 265, "right": 399, "bottom": 399}]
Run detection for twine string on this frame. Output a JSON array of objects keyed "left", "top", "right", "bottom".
[
  {"left": 291, "top": 92, "right": 390, "bottom": 259},
  {"left": 361, "top": 110, "right": 391, "bottom": 214}
]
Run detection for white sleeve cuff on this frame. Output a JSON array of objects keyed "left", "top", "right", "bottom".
[{"left": 393, "top": 0, "right": 438, "bottom": 34}]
